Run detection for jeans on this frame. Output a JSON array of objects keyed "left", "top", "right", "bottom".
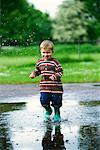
[{"left": 40, "top": 92, "right": 62, "bottom": 108}]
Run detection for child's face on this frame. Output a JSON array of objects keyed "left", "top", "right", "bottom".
[{"left": 41, "top": 47, "right": 53, "bottom": 60}]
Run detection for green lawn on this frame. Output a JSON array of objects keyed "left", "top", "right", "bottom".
[{"left": 0, "top": 44, "right": 100, "bottom": 84}]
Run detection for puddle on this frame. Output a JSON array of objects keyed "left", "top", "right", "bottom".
[
  {"left": 0, "top": 84, "right": 100, "bottom": 149},
  {"left": 78, "top": 125, "right": 100, "bottom": 150},
  {"left": 0, "top": 94, "right": 100, "bottom": 150}
]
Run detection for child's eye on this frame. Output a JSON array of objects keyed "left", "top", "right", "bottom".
[{"left": 43, "top": 52, "right": 50, "bottom": 54}]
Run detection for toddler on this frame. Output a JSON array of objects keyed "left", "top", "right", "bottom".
[{"left": 29, "top": 40, "right": 63, "bottom": 122}]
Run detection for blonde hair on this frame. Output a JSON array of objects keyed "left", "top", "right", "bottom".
[{"left": 40, "top": 40, "right": 54, "bottom": 50}]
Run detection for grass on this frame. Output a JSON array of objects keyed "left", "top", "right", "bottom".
[{"left": 0, "top": 44, "right": 100, "bottom": 84}]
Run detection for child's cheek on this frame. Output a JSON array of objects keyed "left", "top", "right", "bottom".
[
  {"left": 42, "top": 54, "right": 51, "bottom": 57},
  {"left": 41, "top": 53, "right": 44, "bottom": 57}
]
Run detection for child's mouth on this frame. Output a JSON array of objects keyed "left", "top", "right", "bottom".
[
  {"left": 43, "top": 55, "right": 50, "bottom": 58},
  {"left": 46, "top": 55, "right": 50, "bottom": 58}
]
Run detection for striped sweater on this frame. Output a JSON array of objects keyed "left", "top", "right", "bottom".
[{"left": 34, "top": 58, "right": 63, "bottom": 93}]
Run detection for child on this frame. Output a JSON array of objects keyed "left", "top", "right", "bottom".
[{"left": 29, "top": 40, "right": 63, "bottom": 122}]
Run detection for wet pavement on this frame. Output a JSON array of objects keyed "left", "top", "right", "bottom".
[{"left": 0, "top": 83, "right": 100, "bottom": 150}]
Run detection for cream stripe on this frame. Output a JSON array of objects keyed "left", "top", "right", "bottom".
[
  {"left": 41, "top": 71, "right": 54, "bottom": 73},
  {"left": 40, "top": 90, "right": 63, "bottom": 93},
  {"left": 37, "top": 61, "right": 56, "bottom": 67},
  {"left": 40, "top": 84, "right": 62, "bottom": 86},
  {"left": 41, "top": 73, "right": 51, "bottom": 76},
  {"left": 40, "top": 81, "right": 62, "bottom": 84}
]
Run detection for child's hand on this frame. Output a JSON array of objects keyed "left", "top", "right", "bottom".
[
  {"left": 49, "top": 75, "right": 55, "bottom": 81},
  {"left": 29, "top": 72, "right": 36, "bottom": 78}
]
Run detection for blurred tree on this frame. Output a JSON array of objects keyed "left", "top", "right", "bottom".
[
  {"left": 79, "top": 0, "right": 100, "bottom": 20},
  {"left": 79, "top": 0, "right": 100, "bottom": 41},
  {"left": 52, "top": 0, "right": 89, "bottom": 43},
  {"left": 0, "top": 0, "right": 52, "bottom": 46}
]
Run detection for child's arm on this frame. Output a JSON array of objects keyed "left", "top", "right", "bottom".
[
  {"left": 29, "top": 64, "right": 41, "bottom": 79},
  {"left": 49, "top": 63, "right": 63, "bottom": 81}
]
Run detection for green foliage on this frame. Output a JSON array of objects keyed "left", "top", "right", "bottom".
[
  {"left": 52, "top": 0, "right": 100, "bottom": 42},
  {"left": 1, "top": 0, "right": 52, "bottom": 46},
  {"left": 52, "top": 0, "right": 89, "bottom": 43},
  {"left": 79, "top": 0, "right": 100, "bottom": 20},
  {"left": 78, "top": 0, "right": 100, "bottom": 39}
]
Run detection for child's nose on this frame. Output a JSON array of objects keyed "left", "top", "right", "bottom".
[{"left": 45, "top": 53, "right": 49, "bottom": 56}]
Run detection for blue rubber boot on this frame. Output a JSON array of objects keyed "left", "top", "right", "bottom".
[
  {"left": 54, "top": 108, "right": 61, "bottom": 123},
  {"left": 44, "top": 107, "right": 52, "bottom": 122}
]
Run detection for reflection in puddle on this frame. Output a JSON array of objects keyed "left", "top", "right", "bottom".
[
  {"left": 79, "top": 125, "right": 100, "bottom": 150},
  {"left": 0, "top": 102, "right": 26, "bottom": 150},
  {"left": 42, "top": 122, "right": 66, "bottom": 150},
  {"left": 93, "top": 84, "right": 100, "bottom": 86},
  {"left": 0, "top": 95, "right": 100, "bottom": 150},
  {"left": 0, "top": 102, "right": 26, "bottom": 113},
  {"left": 79, "top": 101, "right": 100, "bottom": 107},
  {"left": 0, "top": 114, "right": 13, "bottom": 150}
]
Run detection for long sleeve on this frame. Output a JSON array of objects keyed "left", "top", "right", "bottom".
[
  {"left": 55, "top": 63, "right": 63, "bottom": 79},
  {"left": 34, "top": 64, "right": 41, "bottom": 76},
  {"left": 51, "top": 61, "right": 63, "bottom": 80}
]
